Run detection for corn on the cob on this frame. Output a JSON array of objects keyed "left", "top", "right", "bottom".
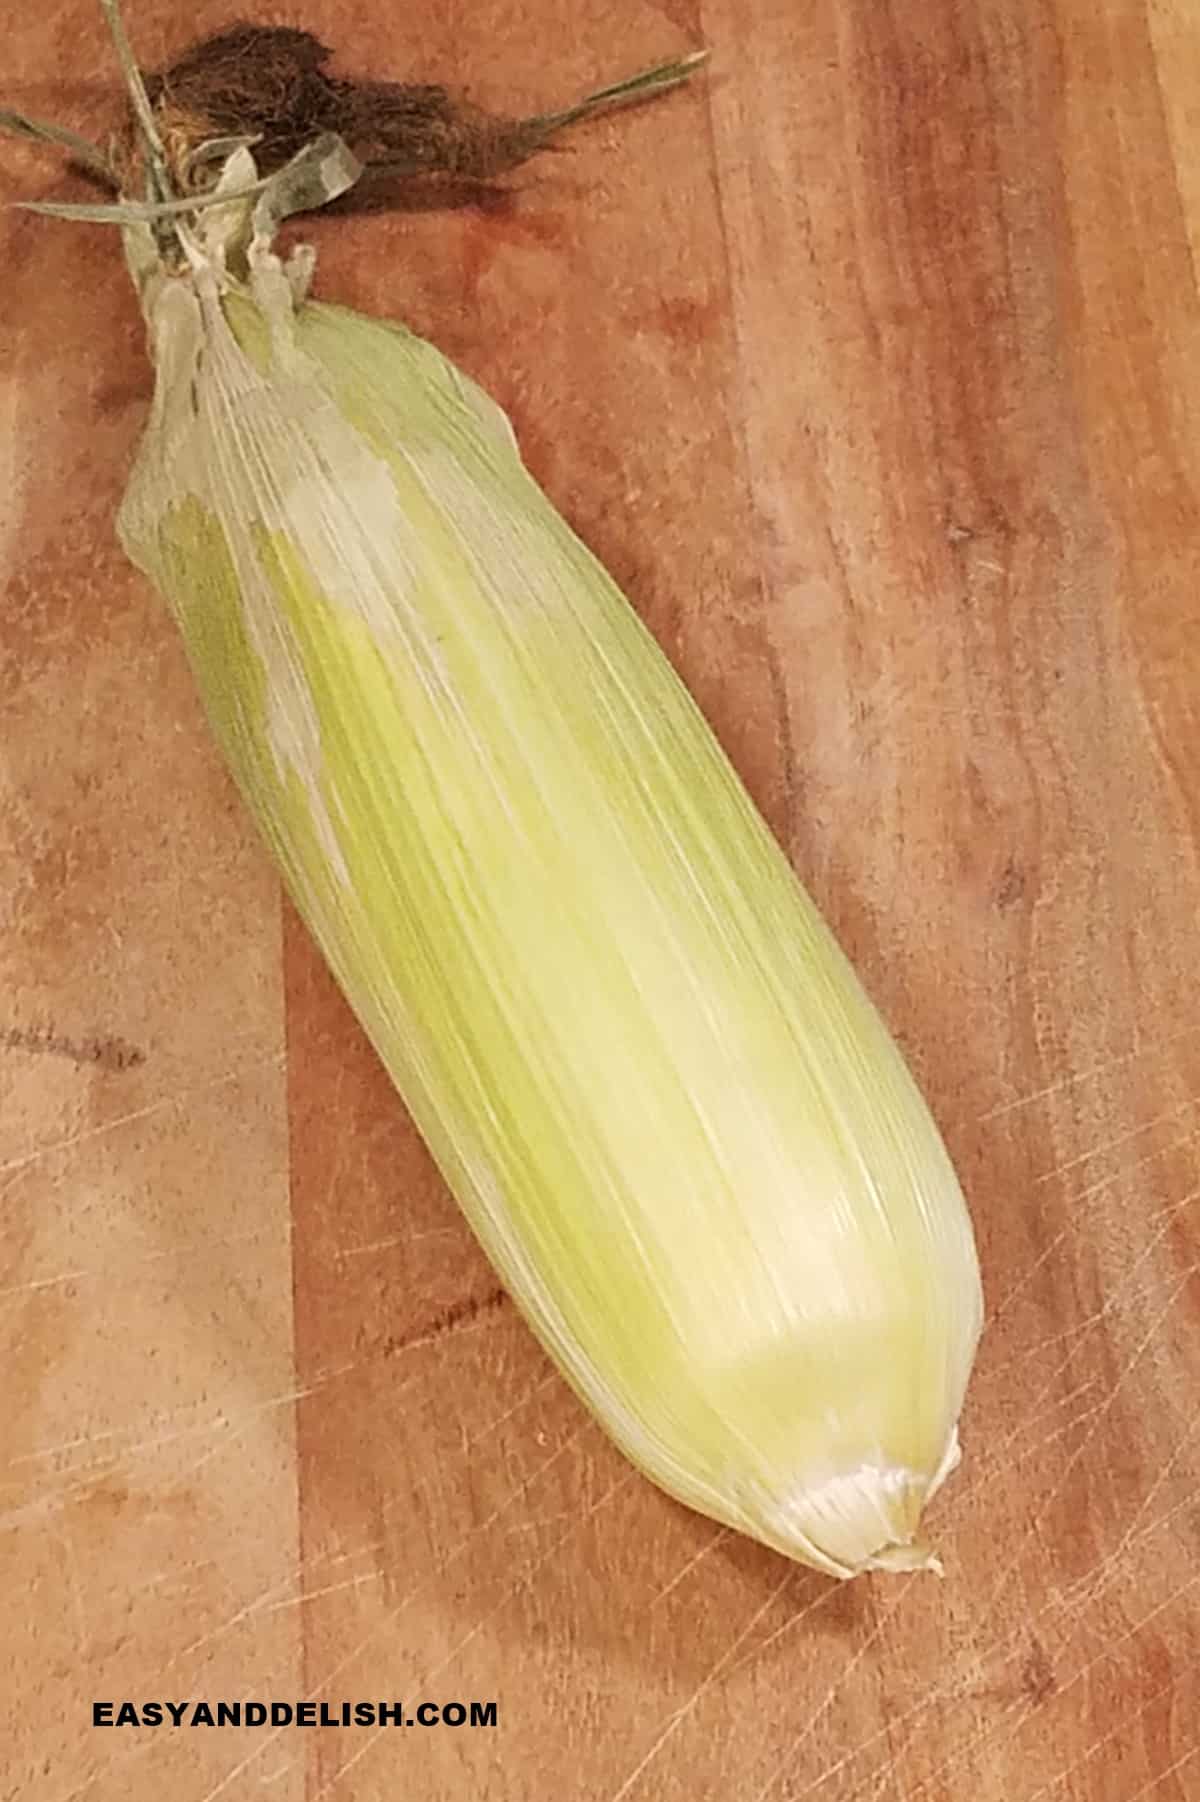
[{"left": 5, "top": 14, "right": 982, "bottom": 1579}]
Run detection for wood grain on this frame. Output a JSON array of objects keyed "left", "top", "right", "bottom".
[{"left": 2, "top": 2, "right": 1198, "bottom": 1798}]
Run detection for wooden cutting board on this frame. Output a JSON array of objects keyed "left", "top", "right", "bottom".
[{"left": 3, "top": 3, "right": 1197, "bottom": 1798}]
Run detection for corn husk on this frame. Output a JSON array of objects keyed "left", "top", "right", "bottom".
[
  {"left": 5, "top": 20, "right": 983, "bottom": 1576},
  {"left": 102, "top": 131, "right": 985, "bottom": 1579}
]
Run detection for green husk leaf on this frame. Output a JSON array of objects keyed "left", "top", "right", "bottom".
[{"left": 0, "top": 106, "right": 114, "bottom": 184}]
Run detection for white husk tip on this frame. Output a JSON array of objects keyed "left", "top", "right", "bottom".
[{"left": 757, "top": 1429, "right": 963, "bottom": 1579}]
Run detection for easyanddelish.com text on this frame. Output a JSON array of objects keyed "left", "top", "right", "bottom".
[{"left": 93, "top": 1700, "right": 498, "bottom": 1729}]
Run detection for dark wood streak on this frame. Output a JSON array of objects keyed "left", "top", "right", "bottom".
[
  {"left": 0, "top": 1021, "right": 146, "bottom": 1073},
  {"left": 1020, "top": 1640, "right": 1058, "bottom": 1708},
  {"left": 382, "top": 1283, "right": 509, "bottom": 1357}
]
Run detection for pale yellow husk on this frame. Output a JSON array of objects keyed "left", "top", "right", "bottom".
[{"left": 114, "top": 153, "right": 983, "bottom": 1580}]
